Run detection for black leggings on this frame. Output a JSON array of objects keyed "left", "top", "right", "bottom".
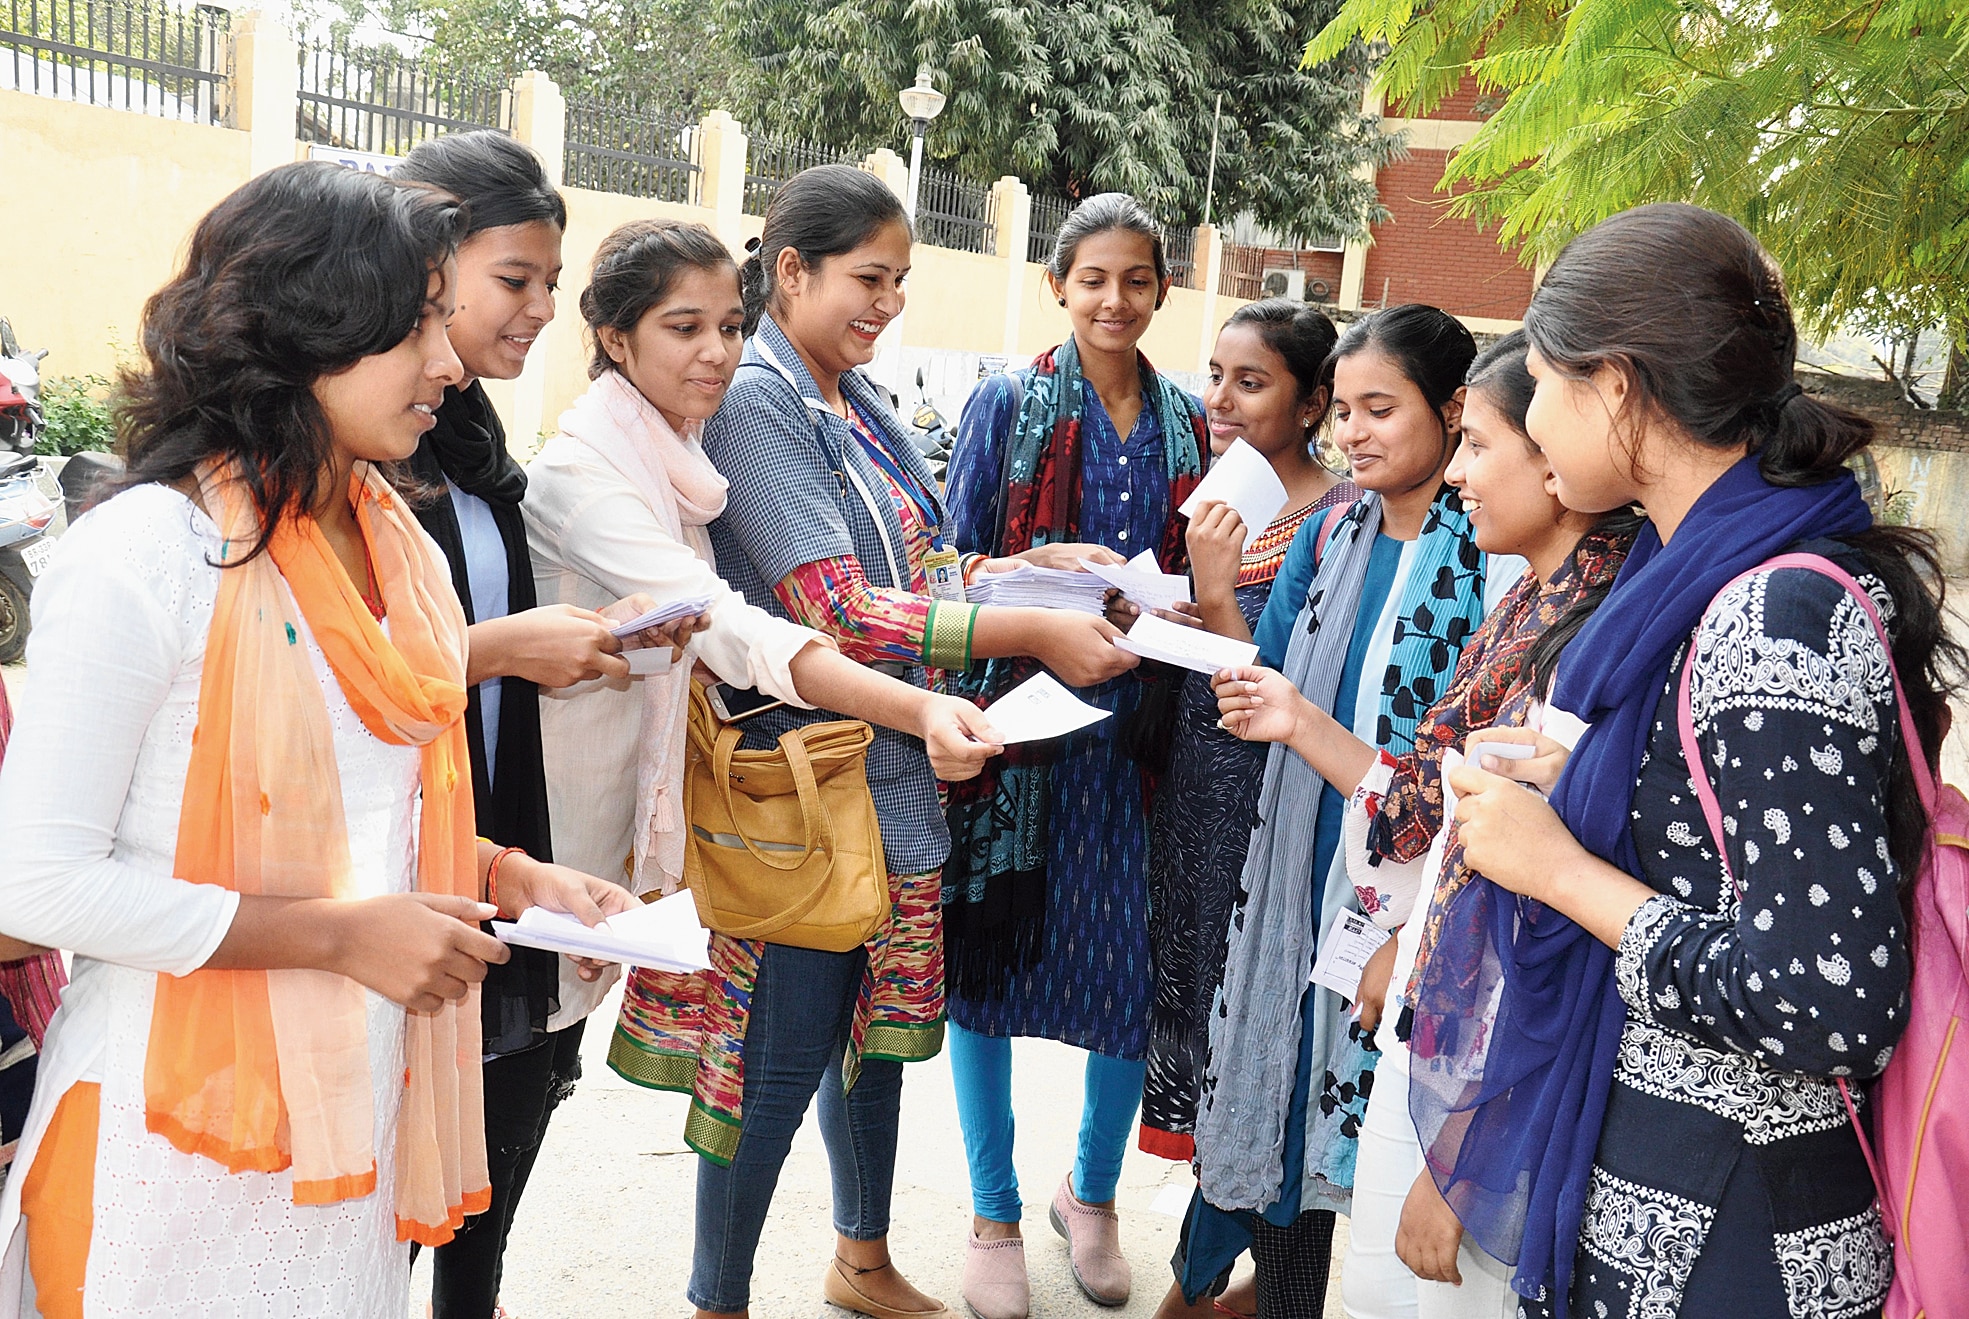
[
  {"left": 1252, "top": 1209, "right": 1335, "bottom": 1319},
  {"left": 414, "top": 1018, "right": 586, "bottom": 1319}
]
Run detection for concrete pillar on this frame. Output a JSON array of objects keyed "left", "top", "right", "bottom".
[
  {"left": 509, "top": 69, "right": 565, "bottom": 185},
  {"left": 697, "top": 109, "right": 749, "bottom": 253},
  {"left": 863, "top": 147, "right": 910, "bottom": 202},
  {"left": 1195, "top": 223, "right": 1223, "bottom": 372},
  {"left": 991, "top": 175, "right": 1029, "bottom": 358},
  {"left": 1339, "top": 80, "right": 1387, "bottom": 312},
  {"left": 228, "top": 9, "right": 298, "bottom": 176}
]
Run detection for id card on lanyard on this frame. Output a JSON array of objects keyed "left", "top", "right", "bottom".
[
  {"left": 752, "top": 335, "right": 964, "bottom": 602},
  {"left": 845, "top": 403, "right": 967, "bottom": 603}
]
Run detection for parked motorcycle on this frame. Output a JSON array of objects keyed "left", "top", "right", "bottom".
[
  {"left": 0, "top": 451, "right": 57, "bottom": 664},
  {"left": 0, "top": 319, "right": 45, "bottom": 461},
  {"left": 906, "top": 367, "right": 951, "bottom": 485}
]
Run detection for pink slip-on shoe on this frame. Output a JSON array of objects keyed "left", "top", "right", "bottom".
[
  {"left": 962, "top": 1232, "right": 1030, "bottom": 1319},
  {"left": 1049, "top": 1174, "right": 1130, "bottom": 1306}
]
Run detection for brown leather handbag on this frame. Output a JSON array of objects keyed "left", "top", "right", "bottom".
[{"left": 682, "top": 682, "right": 890, "bottom": 951}]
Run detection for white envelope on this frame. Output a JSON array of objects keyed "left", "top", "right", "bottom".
[{"left": 1178, "top": 438, "right": 1290, "bottom": 549}]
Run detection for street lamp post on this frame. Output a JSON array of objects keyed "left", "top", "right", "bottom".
[{"left": 897, "top": 64, "right": 946, "bottom": 222}]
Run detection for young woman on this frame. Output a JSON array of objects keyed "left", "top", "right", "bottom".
[
  {"left": 1419, "top": 204, "right": 1948, "bottom": 1318},
  {"left": 1180, "top": 306, "right": 1513, "bottom": 1319},
  {"left": 1140, "top": 298, "right": 1355, "bottom": 1169},
  {"left": 939, "top": 192, "right": 1207, "bottom": 1319},
  {"left": 1215, "top": 332, "right": 1634, "bottom": 1319},
  {"left": 393, "top": 128, "right": 661, "bottom": 1319},
  {"left": 697, "top": 167, "right": 1131, "bottom": 1319},
  {"left": 0, "top": 162, "right": 628, "bottom": 1319}
]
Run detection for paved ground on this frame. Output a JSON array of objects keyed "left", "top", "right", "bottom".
[{"left": 408, "top": 1000, "right": 1338, "bottom": 1319}]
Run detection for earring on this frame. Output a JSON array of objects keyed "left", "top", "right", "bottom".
[{"left": 1057, "top": 297, "right": 1067, "bottom": 307}]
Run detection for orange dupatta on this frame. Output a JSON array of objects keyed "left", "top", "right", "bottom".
[{"left": 143, "top": 461, "right": 489, "bottom": 1246}]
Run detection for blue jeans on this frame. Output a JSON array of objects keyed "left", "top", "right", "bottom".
[
  {"left": 689, "top": 942, "right": 903, "bottom": 1312},
  {"left": 948, "top": 1021, "right": 1146, "bottom": 1222}
]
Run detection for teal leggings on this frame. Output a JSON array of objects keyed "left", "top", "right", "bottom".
[{"left": 948, "top": 1021, "right": 1147, "bottom": 1222}]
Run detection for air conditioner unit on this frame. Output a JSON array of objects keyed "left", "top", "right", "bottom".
[{"left": 1260, "top": 268, "right": 1305, "bottom": 301}]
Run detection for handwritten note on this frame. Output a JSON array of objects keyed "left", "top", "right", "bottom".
[
  {"left": 984, "top": 672, "right": 1113, "bottom": 744},
  {"left": 1115, "top": 612, "right": 1259, "bottom": 675},
  {"left": 1178, "top": 438, "right": 1290, "bottom": 549}
]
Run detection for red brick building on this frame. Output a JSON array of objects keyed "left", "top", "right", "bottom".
[{"left": 1220, "top": 74, "right": 1534, "bottom": 331}]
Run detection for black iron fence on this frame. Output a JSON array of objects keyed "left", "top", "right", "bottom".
[
  {"left": 1027, "top": 191, "right": 1072, "bottom": 267},
  {"left": 743, "top": 134, "right": 855, "bottom": 216},
  {"left": 0, "top": 0, "right": 226, "bottom": 123},
  {"left": 914, "top": 164, "right": 994, "bottom": 255},
  {"left": 1165, "top": 224, "right": 1198, "bottom": 290},
  {"left": 564, "top": 98, "right": 697, "bottom": 204},
  {"left": 296, "top": 37, "right": 509, "bottom": 155}
]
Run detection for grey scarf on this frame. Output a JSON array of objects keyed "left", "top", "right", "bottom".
[{"left": 1193, "top": 493, "right": 1384, "bottom": 1211}]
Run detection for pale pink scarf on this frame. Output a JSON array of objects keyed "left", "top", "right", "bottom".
[{"left": 555, "top": 370, "right": 728, "bottom": 894}]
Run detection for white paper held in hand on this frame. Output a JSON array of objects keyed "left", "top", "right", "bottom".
[
  {"left": 492, "top": 888, "right": 711, "bottom": 972},
  {"left": 608, "top": 593, "right": 716, "bottom": 639},
  {"left": 1115, "top": 612, "right": 1259, "bottom": 675},
  {"left": 1309, "top": 910, "right": 1392, "bottom": 999},
  {"left": 1177, "top": 438, "right": 1289, "bottom": 549},
  {"left": 984, "top": 672, "right": 1113, "bottom": 744},
  {"left": 1078, "top": 550, "right": 1191, "bottom": 613}
]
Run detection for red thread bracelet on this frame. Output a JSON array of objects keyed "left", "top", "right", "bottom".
[{"left": 486, "top": 845, "right": 525, "bottom": 915}]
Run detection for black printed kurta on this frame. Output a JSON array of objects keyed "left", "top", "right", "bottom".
[{"left": 1542, "top": 548, "right": 1911, "bottom": 1319}]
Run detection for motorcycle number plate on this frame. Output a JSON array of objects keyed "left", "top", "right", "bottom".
[{"left": 20, "top": 537, "right": 53, "bottom": 578}]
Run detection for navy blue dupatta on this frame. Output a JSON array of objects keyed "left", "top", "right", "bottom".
[{"left": 1408, "top": 455, "right": 1873, "bottom": 1315}]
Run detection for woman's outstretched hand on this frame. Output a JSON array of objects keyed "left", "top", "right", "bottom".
[
  {"left": 918, "top": 694, "right": 1003, "bottom": 782},
  {"left": 1034, "top": 612, "right": 1139, "bottom": 688},
  {"left": 1211, "top": 665, "right": 1308, "bottom": 745},
  {"left": 469, "top": 604, "right": 628, "bottom": 688}
]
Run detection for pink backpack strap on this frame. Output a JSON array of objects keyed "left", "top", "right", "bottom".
[
  {"left": 1672, "top": 550, "right": 1933, "bottom": 1243},
  {"left": 1313, "top": 498, "right": 1357, "bottom": 566}
]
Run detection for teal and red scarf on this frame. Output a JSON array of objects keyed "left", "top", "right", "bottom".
[{"left": 943, "top": 335, "right": 1206, "bottom": 1000}]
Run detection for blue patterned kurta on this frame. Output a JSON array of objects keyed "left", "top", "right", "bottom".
[{"left": 944, "top": 374, "right": 1174, "bottom": 1058}]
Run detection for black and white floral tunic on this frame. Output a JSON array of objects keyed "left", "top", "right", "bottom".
[{"left": 1550, "top": 548, "right": 1911, "bottom": 1319}]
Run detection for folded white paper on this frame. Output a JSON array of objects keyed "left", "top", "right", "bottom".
[
  {"left": 1114, "top": 612, "right": 1259, "bottom": 675},
  {"left": 624, "top": 647, "right": 674, "bottom": 676},
  {"left": 609, "top": 593, "right": 715, "bottom": 639},
  {"left": 984, "top": 672, "right": 1113, "bottom": 744},
  {"left": 1178, "top": 438, "right": 1290, "bottom": 550},
  {"left": 1309, "top": 909, "right": 1392, "bottom": 999},
  {"left": 965, "top": 562, "right": 1110, "bottom": 614},
  {"left": 492, "top": 889, "right": 711, "bottom": 972},
  {"left": 1079, "top": 550, "right": 1191, "bottom": 613}
]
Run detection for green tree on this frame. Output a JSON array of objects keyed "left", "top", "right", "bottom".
[
  {"left": 311, "top": 0, "right": 745, "bottom": 111},
  {"left": 1305, "top": 0, "right": 1969, "bottom": 344},
  {"left": 717, "top": 0, "right": 1401, "bottom": 241}
]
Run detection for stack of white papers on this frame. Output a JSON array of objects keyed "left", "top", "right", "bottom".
[
  {"left": 611, "top": 594, "right": 713, "bottom": 675},
  {"left": 966, "top": 563, "right": 1110, "bottom": 614},
  {"left": 1115, "top": 612, "right": 1259, "bottom": 675},
  {"left": 492, "top": 889, "right": 712, "bottom": 972},
  {"left": 1179, "top": 439, "right": 1290, "bottom": 550},
  {"left": 983, "top": 672, "right": 1113, "bottom": 744},
  {"left": 1079, "top": 551, "right": 1191, "bottom": 613},
  {"left": 609, "top": 594, "right": 715, "bottom": 638}
]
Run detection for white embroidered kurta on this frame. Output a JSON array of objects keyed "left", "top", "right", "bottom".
[{"left": 0, "top": 485, "right": 419, "bottom": 1318}]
